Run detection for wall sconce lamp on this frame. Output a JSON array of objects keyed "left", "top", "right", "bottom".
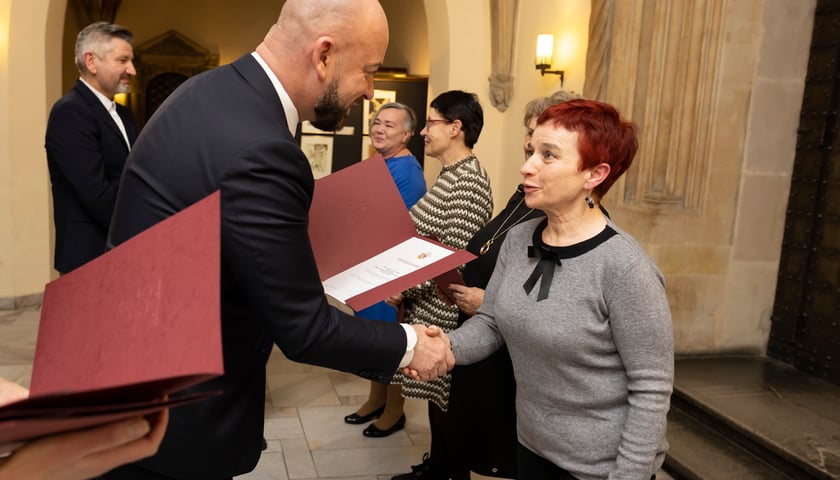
[{"left": 535, "top": 34, "right": 564, "bottom": 86}]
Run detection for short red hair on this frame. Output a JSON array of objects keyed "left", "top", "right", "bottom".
[{"left": 536, "top": 99, "right": 638, "bottom": 199}]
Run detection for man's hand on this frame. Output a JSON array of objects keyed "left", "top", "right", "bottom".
[{"left": 403, "top": 325, "right": 454, "bottom": 381}]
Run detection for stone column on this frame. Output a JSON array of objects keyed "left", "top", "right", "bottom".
[{"left": 488, "top": 0, "right": 519, "bottom": 112}]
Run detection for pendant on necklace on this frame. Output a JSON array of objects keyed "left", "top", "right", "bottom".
[{"left": 479, "top": 240, "right": 492, "bottom": 255}]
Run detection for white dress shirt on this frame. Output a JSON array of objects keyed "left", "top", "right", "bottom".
[{"left": 79, "top": 78, "right": 131, "bottom": 150}]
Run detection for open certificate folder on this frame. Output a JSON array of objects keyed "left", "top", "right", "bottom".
[
  {"left": 322, "top": 237, "right": 457, "bottom": 303},
  {"left": 0, "top": 192, "right": 224, "bottom": 447},
  {"left": 310, "top": 156, "right": 475, "bottom": 311}
]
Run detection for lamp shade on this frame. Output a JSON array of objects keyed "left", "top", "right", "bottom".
[{"left": 536, "top": 34, "right": 554, "bottom": 66}]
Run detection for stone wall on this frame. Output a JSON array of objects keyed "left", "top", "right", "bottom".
[{"left": 586, "top": 0, "right": 815, "bottom": 354}]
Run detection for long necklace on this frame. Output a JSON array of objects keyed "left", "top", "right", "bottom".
[{"left": 479, "top": 198, "right": 535, "bottom": 255}]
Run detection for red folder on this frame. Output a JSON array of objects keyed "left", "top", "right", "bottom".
[
  {"left": 0, "top": 192, "right": 224, "bottom": 446},
  {"left": 309, "top": 157, "right": 476, "bottom": 311},
  {"left": 433, "top": 268, "right": 465, "bottom": 304}
]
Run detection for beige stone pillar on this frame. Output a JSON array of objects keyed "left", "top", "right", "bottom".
[{"left": 0, "top": 0, "right": 63, "bottom": 308}]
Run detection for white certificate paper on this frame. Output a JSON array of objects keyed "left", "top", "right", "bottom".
[
  {"left": 309, "top": 157, "right": 476, "bottom": 310},
  {"left": 322, "top": 237, "right": 454, "bottom": 302}
]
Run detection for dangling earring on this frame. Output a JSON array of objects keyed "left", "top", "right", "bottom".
[{"left": 585, "top": 194, "right": 595, "bottom": 209}]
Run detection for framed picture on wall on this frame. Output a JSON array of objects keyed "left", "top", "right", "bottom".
[
  {"left": 362, "top": 89, "right": 397, "bottom": 134},
  {"left": 301, "top": 135, "right": 334, "bottom": 179},
  {"left": 361, "top": 136, "right": 374, "bottom": 160},
  {"left": 295, "top": 72, "right": 428, "bottom": 173}
]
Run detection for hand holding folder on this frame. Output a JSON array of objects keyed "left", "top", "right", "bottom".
[
  {"left": 0, "top": 192, "right": 225, "bottom": 448},
  {"left": 0, "top": 395, "right": 168, "bottom": 480},
  {"left": 433, "top": 268, "right": 465, "bottom": 305}
]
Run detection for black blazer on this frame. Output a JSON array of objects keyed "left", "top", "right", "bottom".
[
  {"left": 105, "top": 54, "right": 407, "bottom": 480},
  {"left": 45, "top": 80, "right": 137, "bottom": 273}
]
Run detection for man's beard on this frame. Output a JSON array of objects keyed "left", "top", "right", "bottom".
[
  {"left": 311, "top": 79, "right": 353, "bottom": 131},
  {"left": 116, "top": 76, "right": 131, "bottom": 94}
]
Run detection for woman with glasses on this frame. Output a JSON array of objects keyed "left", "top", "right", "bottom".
[{"left": 388, "top": 90, "right": 493, "bottom": 480}]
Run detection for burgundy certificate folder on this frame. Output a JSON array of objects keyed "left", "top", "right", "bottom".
[
  {"left": 433, "top": 268, "right": 465, "bottom": 304},
  {"left": 0, "top": 192, "right": 224, "bottom": 446},
  {"left": 309, "top": 156, "right": 476, "bottom": 311}
]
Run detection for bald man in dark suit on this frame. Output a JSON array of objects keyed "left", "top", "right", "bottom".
[{"left": 102, "top": 1, "right": 452, "bottom": 479}]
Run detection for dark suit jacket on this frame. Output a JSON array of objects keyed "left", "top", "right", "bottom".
[
  {"left": 105, "top": 54, "right": 407, "bottom": 480},
  {"left": 45, "top": 79, "right": 137, "bottom": 273}
]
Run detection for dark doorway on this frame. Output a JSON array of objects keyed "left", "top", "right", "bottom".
[
  {"left": 769, "top": 0, "right": 840, "bottom": 386},
  {"left": 145, "top": 72, "right": 188, "bottom": 123}
]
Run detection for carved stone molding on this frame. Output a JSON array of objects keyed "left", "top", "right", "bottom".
[
  {"left": 70, "top": 0, "right": 122, "bottom": 24},
  {"left": 128, "top": 30, "right": 219, "bottom": 126},
  {"left": 595, "top": 0, "right": 725, "bottom": 211},
  {"left": 134, "top": 30, "right": 219, "bottom": 80},
  {"left": 488, "top": 0, "right": 519, "bottom": 112}
]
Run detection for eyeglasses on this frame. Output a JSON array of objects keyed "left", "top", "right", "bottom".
[{"left": 425, "top": 118, "right": 451, "bottom": 126}]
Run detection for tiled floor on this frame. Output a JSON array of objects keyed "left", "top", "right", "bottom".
[
  {"left": 1, "top": 304, "right": 671, "bottom": 480},
  {"left": 248, "top": 346, "right": 438, "bottom": 480},
  {"left": 0, "top": 305, "right": 463, "bottom": 480},
  {"left": 0, "top": 306, "right": 37, "bottom": 390}
]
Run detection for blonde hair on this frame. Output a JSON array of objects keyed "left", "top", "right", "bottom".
[{"left": 522, "top": 90, "right": 583, "bottom": 127}]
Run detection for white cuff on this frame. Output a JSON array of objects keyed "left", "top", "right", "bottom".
[{"left": 398, "top": 323, "right": 417, "bottom": 368}]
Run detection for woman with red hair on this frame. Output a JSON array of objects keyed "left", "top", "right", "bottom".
[{"left": 446, "top": 99, "right": 674, "bottom": 480}]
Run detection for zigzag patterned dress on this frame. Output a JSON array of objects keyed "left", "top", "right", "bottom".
[{"left": 393, "top": 154, "right": 493, "bottom": 410}]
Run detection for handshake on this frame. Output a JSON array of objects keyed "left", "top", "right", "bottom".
[{"left": 402, "top": 324, "right": 455, "bottom": 381}]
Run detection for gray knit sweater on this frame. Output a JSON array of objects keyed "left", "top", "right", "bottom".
[{"left": 448, "top": 217, "right": 673, "bottom": 480}]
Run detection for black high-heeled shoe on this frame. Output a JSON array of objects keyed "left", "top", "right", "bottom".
[
  {"left": 344, "top": 405, "right": 385, "bottom": 425},
  {"left": 362, "top": 413, "right": 406, "bottom": 437}
]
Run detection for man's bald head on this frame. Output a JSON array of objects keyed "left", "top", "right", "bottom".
[
  {"left": 257, "top": 0, "right": 389, "bottom": 129},
  {"left": 273, "top": 0, "right": 388, "bottom": 54}
]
